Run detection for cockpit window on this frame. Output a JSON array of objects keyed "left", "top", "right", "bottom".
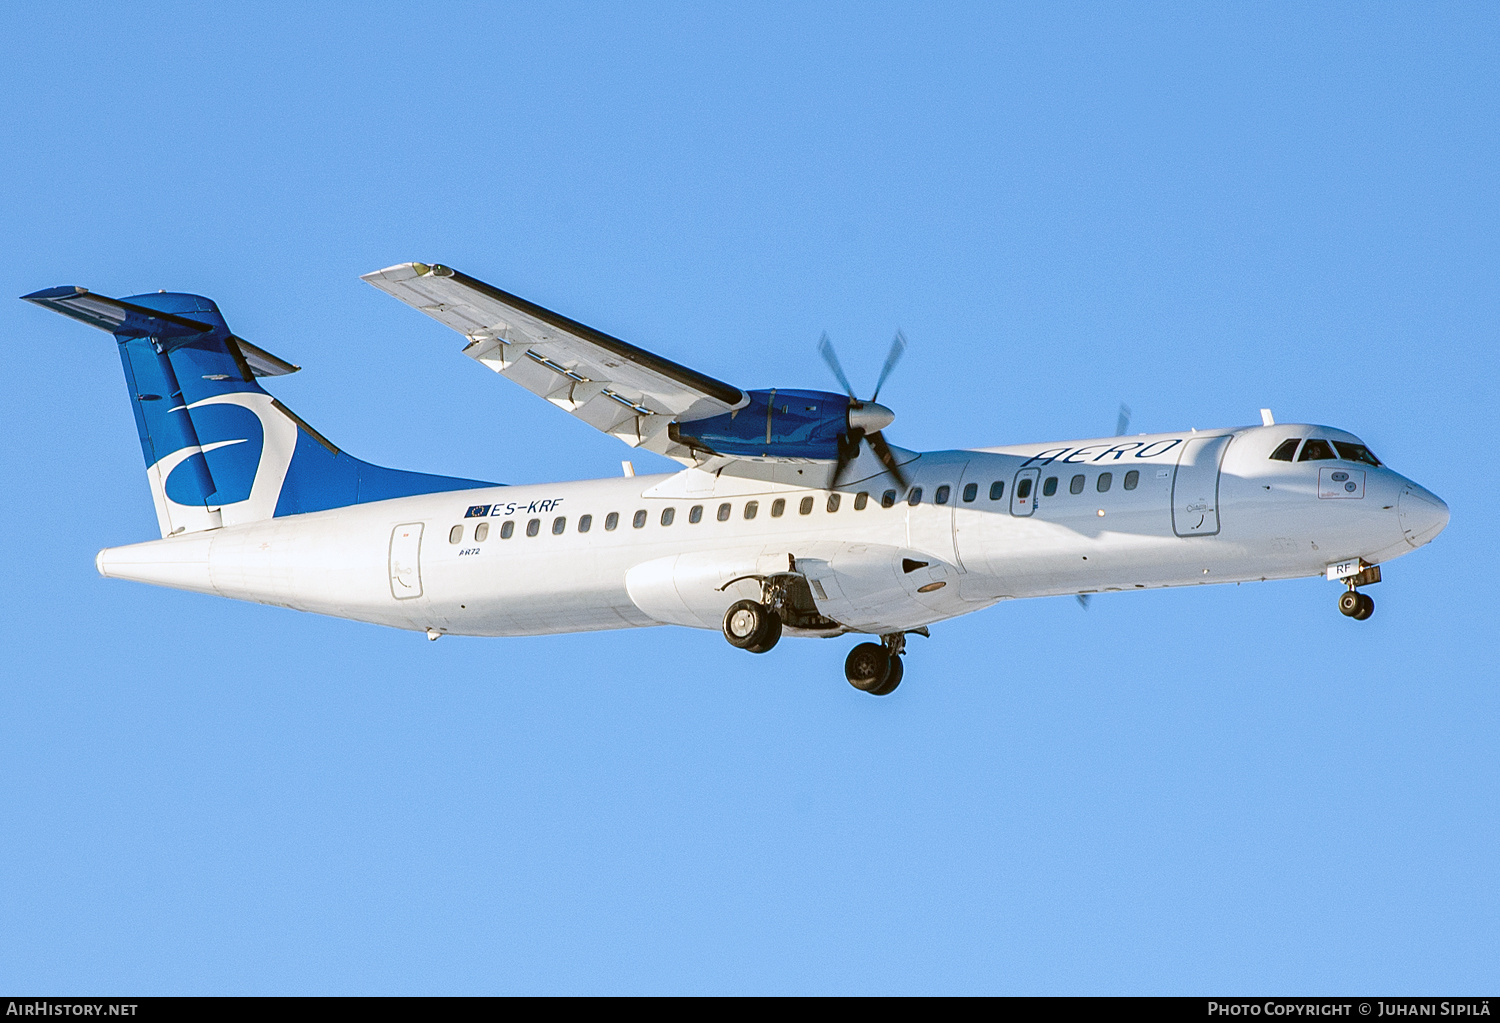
[
  {"left": 1334, "top": 441, "right": 1382, "bottom": 466},
  {"left": 1269, "top": 439, "right": 1300, "bottom": 461},
  {"left": 1298, "top": 439, "right": 1335, "bottom": 461}
]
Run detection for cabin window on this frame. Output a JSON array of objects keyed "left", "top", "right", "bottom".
[
  {"left": 660, "top": 507, "right": 675, "bottom": 526},
  {"left": 744, "top": 501, "right": 759, "bottom": 519},
  {"left": 604, "top": 512, "right": 619, "bottom": 531},
  {"left": 632, "top": 510, "right": 648, "bottom": 528},
  {"left": 935, "top": 485, "right": 951, "bottom": 505},
  {"left": 771, "top": 498, "right": 786, "bottom": 517},
  {"left": 1017, "top": 478, "right": 1033, "bottom": 499},
  {"left": 799, "top": 496, "right": 814, "bottom": 515},
  {"left": 1123, "top": 470, "right": 1139, "bottom": 491},
  {"left": 474, "top": 522, "right": 490, "bottom": 542},
  {"left": 1334, "top": 441, "right": 1382, "bottom": 466},
  {"left": 989, "top": 481, "right": 1005, "bottom": 500},
  {"left": 962, "top": 482, "right": 978, "bottom": 502},
  {"left": 500, "top": 520, "right": 515, "bottom": 539},
  {"left": 717, "top": 502, "right": 732, "bottom": 522},
  {"left": 688, "top": 505, "right": 703, "bottom": 524},
  {"left": 907, "top": 487, "right": 923, "bottom": 506},
  {"left": 1097, "top": 472, "right": 1112, "bottom": 493},
  {"left": 526, "top": 518, "right": 540, "bottom": 537},
  {"left": 854, "top": 492, "right": 869, "bottom": 510},
  {"left": 827, "top": 493, "right": 841, "bottom": 513},
  {"left": 1270, "top": 438, "right": 1300, "bottom": 461},
  {"left": 552, "top": 516, "right": 566, "bottom": 535},
  {"left": 449, "top": 525, "right": 464, "bottom": 544},
  {"left": 1299, "top": 439, "right": 1335, "bottom": 461},
  {"left": 578, "top": 515, "right": 592, "bottom": 533},
  {"left": 881, "top": 489, "right": 897, "bottom": 508},
  {"left": 1070, "top": 474, "right": 1085, "bottom": 495},
  {"left": 1042, "top": 477, "right": 1058, "bottom": 497}
]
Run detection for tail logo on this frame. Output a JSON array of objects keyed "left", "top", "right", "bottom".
[{"left": 147, "top": 392, "right": 298, "bottom": 533}]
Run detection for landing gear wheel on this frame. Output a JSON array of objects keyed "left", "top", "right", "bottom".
[
  {"left": 746, "top": 612, "right": 782, "bottom": 653},
  {"left": 1338, "top": 591, "right": 1362, "bottom": 617},
  {"left": 723, "top": 600, "right": 780, "bottom": 652},
  {"left": 1353, "top": 593, "right": 1374, "bottom": 620},
  {"left": 868, "top": 654, "right": 903, "bottom": 696},
  {"left": 845, "top": 642, "right": 891, "bottom": 692}
]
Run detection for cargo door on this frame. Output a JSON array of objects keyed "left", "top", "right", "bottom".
[
  {"left": 1171, "top": 435, "right": 1232, "bottom": 537},
  {"left": 389, "top": 522, "right": 424, "bottom": 599}
]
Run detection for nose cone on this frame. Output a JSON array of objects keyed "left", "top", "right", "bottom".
[
  {"left": 848, "top": 401, "right": 895, "bottom": 433},
  {"left": 1398, "top": 482, "right": 1450, "bottom": 548}
]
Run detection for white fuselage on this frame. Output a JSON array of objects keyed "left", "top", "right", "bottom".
[{"left": 95, "top": 424, "right": 1449, "bottom": 639}]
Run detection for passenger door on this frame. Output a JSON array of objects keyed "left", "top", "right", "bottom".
[
  {"left": 1011, "top": 468, "right": 1040, "bottom": 517},
  {"left": 1172, "top": 435, "right": 1232, "bottom": 537},
  {"left": 389, "top": 523, "right": 424, "bottom": 599}
]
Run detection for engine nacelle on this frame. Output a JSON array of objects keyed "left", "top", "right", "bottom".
[{"left": 672, "top": 388, "right": 850, "bottom": 459}]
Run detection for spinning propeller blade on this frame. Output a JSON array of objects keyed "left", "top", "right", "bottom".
[
  {"left": 865, "top": 429, "right": 910, "bottom": 491},
  {"left": 818, "top": 332, "right": 856, "bottom": 399},
  {"left": 872, "top": 330, "right": 906, "bottom": 402},
  {"left": 819, "top": 331, "right": 910, "bottom": 491}
]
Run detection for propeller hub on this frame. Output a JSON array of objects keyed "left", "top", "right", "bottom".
[{"left": 848, "top": 401, "right": 895, "bottom": 434}]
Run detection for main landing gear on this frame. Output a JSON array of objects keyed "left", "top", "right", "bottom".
[
  {"left": 718, "top": 567, "right": 922, "bottom": 696},
  {"left": 722, "top": 599, "right": 783, "bottom": 653},
  {"left": 845, "top": 631, "right": 921, "bottom": 697},
  {"left": 1337, "top": 564, "right": 1381, "bottom": 621},
  {"left": 720, "top": 564, "right": 842, "bottom": 655}
]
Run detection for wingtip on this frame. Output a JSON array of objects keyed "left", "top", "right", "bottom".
[
  {"left": 360, "top": 262, "right": 428, "bottom": 285},
  {"left": 21, "top": 285, "right": 88, "bottom": 301}
]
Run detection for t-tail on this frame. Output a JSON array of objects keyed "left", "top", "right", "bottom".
[{"left": 23, "top": 286, "right": 494, "bottom": 537}]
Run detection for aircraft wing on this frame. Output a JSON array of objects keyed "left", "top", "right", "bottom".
[{"left": 362, "top": 263, "right": 747, "bottom": 462}]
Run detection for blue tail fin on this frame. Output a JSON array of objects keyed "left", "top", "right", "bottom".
[{"left": 24, "top": 286, "right": 495, "bottom": 536}]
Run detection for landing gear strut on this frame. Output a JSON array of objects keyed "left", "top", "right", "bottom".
[
  {"left": 1336, "top": 564, "right": 1380, "bottom": 621},
  {"left": 845, "top": 631, "right": 919, "bottom": 696}
]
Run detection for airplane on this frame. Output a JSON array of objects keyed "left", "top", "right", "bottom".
[{"left": 23, "top": 263, "right": 1450, "bottom": 696}]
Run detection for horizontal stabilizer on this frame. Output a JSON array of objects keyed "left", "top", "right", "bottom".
[
  {"left": 229, "top": 335, "right": 300, "bottom": 377},
  {"left": 23, "top": 286, "right": 212, "bottom": 339},
  {"left": 22, "top": 286, "right": 299, "bottom": 375}
]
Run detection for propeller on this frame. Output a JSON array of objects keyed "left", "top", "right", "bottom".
[{"left": 819, "top": 330, "right": 909, "bottom": 490}]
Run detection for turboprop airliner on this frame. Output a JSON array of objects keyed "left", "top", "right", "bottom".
[{"left": 24, "top": 263, "right": 1449, "bottom": 695}]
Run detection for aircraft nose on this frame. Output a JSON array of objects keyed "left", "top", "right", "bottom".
[{"left": 1398, "top": 482, "right": 1449, "bottom": 548}]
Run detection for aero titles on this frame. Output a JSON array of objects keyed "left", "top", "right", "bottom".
[{"left": 1017, "top": 438, "right": 1185, "bottom": 467}]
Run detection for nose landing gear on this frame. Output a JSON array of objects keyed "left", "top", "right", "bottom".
[
  {"left": 1338, "top": 589, "right": 1375, "bottom": 620},
  {"left": 1334, "top": 563, "right": 1380, "bottom": 621}
]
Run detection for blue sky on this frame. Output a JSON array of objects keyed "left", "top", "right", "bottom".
[{"left": 2, "top": 2, "right": 1496, "bottom": 994}]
